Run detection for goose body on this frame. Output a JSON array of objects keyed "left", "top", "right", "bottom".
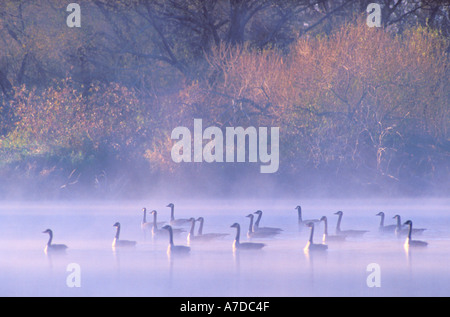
[
  {"left": 186, "top": 217, "right": 205, "bottom": 244},
  {"left": 403, "top": 220, "right": 428, "bottom": 248},
  {"left": 43, "top": 229, "right": 68, "bottom": 254},
  {"left": 304, "top": 222, "right": 328, "bottom": 252},
  {"left": 334, "top": 211, "right": 368, "bottom": 237},
  {"left": 320, "top": 216, "right": 346, "bottom": 243},
  {"left": 194, "top": 217, "right": 228, "bottom": 241},
  {"left": 295, "top": 205, "right": 320, "bottom": 226},
  {"left": 162, "top": 225, "right": 190, "bottom": 254},
  {"left": 112, "top": 222, "right": 137, "bottom": 249},
  {"left": 167, "top": 203, "right": 191, "bottom": 226},
  {"left": 141, "top": 207, "right": 165, "bottom": 231},
  {"left": 253, "top": 210, "right": 283, "bottom": 233},
  {"left": 376, "top": 212, "right": 396, "bottom": 233},
  {"left": 393, "top": 215, "right": 426, "bottom": 237},
  {"left": 150, "top": 210, "right": 185, "bottom": 238},
  {"left": 246, "top": 214, "right": 280, "bottom": 238},
  {"left": 231, "top": 223, "right": 265, "bottom": 251}
]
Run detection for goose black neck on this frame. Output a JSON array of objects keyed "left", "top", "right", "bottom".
[
  {"left": 169, "top": 205, "right": 175, "bottom": 221},
  {"left": 336, "top": 213, "right": 343, "bottom": 233},
  {"left": 247, "top": 215, "right": 254, "bottom": 234},
  {"left": 152, "top": 212, "right": 158, "bottom": 229},
  {"left": 197, "top": 218, "right": 204, "bottom": 235},
  {"left": 254, "top": 212, "right": 262, "bottom": 229},
  {"left": 297, "top": 207, "right": 303, "bottom": 222},
  {"left": 234, "top": 225, "right": 241, "bottom": 244},
  {"left": 189, "top": 220, "right": 195, "bottom": 236},
  {"left": 395, "top": 216, "right": 401, "bottom": 229},
  {"left": 143, "top": 209, "right": 147, "bottom": 223},
  {"left": 167, "top": 226, "right": 174, "bottom": 245},
  {"left": 115, "top": 225, "right": 121, "bottom": 240},
  {"left": 309, "top": 225, "right": 315, "bottom": 243},
  {"left": 379, "top": 213, "right": 385, "bottom": 227},
  {"left": 407, "top": 222, "right": 412, "bottom": 240},
  {"left": 322, "top": 217, "right": 328, "bottom": 235},
  {"left": 47, "top": 231, "right": 53, "bottom": 246}
]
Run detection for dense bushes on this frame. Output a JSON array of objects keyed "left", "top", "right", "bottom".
[
  {"left": 174, "top": 21, "right": 449, "bottom": 191},
  {"left": 0, "top": 17, "right": 448, "bottom": 198},
  {"left": 0, "top": 79, "right": 161, "bottom": 198}
]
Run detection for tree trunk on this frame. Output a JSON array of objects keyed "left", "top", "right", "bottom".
[{"left": 0, "top": 69, "right": 13, "bottom": 99}]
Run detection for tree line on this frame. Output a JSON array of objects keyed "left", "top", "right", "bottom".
[{"left": 0, "top": 0, "right": 448, "bottom": 198}]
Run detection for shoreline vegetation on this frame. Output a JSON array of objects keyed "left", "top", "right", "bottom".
[{"left": 0, "top": 1, "right": 448, "bottom": 200}]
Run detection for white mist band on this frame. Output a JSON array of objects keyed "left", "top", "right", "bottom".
[{"left": 171, "top": 119, "right": 279, "bottom": 173}]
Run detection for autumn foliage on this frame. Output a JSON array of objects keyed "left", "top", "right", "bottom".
[
  {"left": 0, "top": 8, "right": 448, "bottom": 198},
  {"left": 176, "top": 21, "right": 449, "bottom": 191}
]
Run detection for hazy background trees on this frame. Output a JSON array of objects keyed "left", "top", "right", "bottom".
[{"left": 0, "top": 0, "right": 448, "bottom": 199}]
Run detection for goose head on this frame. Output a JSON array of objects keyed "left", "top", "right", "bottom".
[{"left": 230, "top": 223, "right": 240, "bottom": 229}]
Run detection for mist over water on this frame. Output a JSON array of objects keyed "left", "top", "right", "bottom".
[
  {"left": 0, "top": 0, "right": 448, "bottom": 300},
  {"left": 0, "top": 198, "right": 449, "bottom": 296}
]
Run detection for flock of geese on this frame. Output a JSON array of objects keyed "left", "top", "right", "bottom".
[{"left": 42, "top": 203, "right": 429, "bottom": 255}]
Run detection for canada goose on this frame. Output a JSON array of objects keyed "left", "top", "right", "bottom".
[
  {"left": 393, "top": 215, "right": 426, "bottom": 237},
  {"left": 253, "top": 210, "right": 283, "bottom": 233},
  {"left": 187, "top": 217, "right": 225, "bottom": 244},
  {"left": 112, "top": 222, "right": 137, "bottom": 249},
  {"left": 295, "top": 205, "right": 320, "bottom": 226},
  {"left": 403, "top": 220, "right": 428, "bottom": 249},
  {"left": 246, "top": 214, "right": 280, "bottom": 238},
  {"left": 162, "top": 225, "right": 190, "bottom": 254},
  {"left": 230, "top": 223, "right": 265, "bottom": 251},
  {"left": 141, "top": 207, "right": 164, "bottom": 231},
  {"left": 334, "top": 211, "right": 368, "bottom": 237},
  {"left": 304, "top": 222, "right": 328, "bottom": 252},
  {"left": 150, "top": 210, "right": 185, "bottom": 238},
  {"left": 195, "top": 217, "right": 228, "bottom": 240},
  {"left": 42, "top": 229, "right": 68, "bottom": 254},
  {"left": 319, "top": 216, "right": 346, "bottom": 243},
  {"left": 376, "top": 212, "right": 396, "bottom": 233},
  {"left": 166, "top": 203, "right": 191, "bottom": 226},
  {"left": 187, "top": 218, "right": 197, "bottom": 244}
]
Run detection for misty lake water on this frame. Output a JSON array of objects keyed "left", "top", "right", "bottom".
[{"left": 0, "top": 198, "right": 449, "bottom": 297}]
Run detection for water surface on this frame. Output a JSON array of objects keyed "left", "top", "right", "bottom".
[{"left": 0, "top": 198, "right": 449, "bottom": 296}]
